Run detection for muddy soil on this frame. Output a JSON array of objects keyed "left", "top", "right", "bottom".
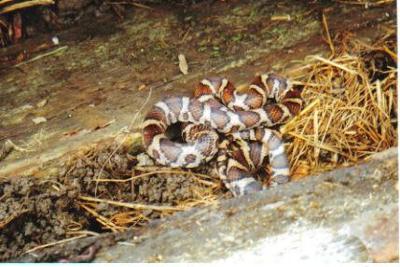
[{"left": 0, "top": 175, "right": 83, "bottom": 261}]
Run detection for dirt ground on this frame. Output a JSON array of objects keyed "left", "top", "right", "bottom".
[
  {"left": 0, "top": 0, "right": 396, "bottom": 262},
  {"left": 0, "top": 140, "right": 228, "bottom": 261}
]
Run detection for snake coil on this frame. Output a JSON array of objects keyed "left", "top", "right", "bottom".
[{"left": 142, "top": 73, "right": 302, "bottom": 196}]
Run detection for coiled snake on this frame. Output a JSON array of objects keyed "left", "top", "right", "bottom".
[{"left": 142, "top": 73, "right": 302, "bottom": 196}]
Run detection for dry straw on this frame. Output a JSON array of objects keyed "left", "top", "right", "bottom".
[{"left": 283, "top": 32, "right": 397, "bottom": 179}]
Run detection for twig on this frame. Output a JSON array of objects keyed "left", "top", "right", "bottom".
[
  {"left": 67, "top": 230, "right": 100, "bottom": 237},
  {"left": 14, "top": 46, "right": 68, "bottom": 67},
  {"left": 130, "top": 1, "right": 153, "bottom": 10},
  {"left": 322, "top": 12, "right": 335, "bottom": 57},
  {"left": 0, "top": 0, "right": 13, "bottom": 7},
  {"left": 79, "top": 196, "right": 184, "bottom": 211},
  {"left": 334, "top": 0, "right": 394, "bottom": 6},
  {"left": 382, "top": 45, "right": 397, "bottom": 61},
  {"left": 0, "top": 0, "right": 54, "bottom": 14},
  {"left": 80, "top": 204, "right": 123, "bottom": 233},
  {"left": 271, "top": 15, "right": 291, "bottom": 21},
  {"left": 24, "top": 234, "right": 87, "bottom": 254},
  {"left": 310, "top": 55, "right": 357, "bottom": 74}
]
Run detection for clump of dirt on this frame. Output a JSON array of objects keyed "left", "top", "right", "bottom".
[{"left": 0, "top": 175, "right": 85, "bottom": 261}]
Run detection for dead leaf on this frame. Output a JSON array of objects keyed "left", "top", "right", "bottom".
[
  {"left": 178, "top": 54, "right": 188, "bottom": 75},
  {"left": 138, "top": 84, "right": 146, "bottom": 91},
  {"left": 32, "top": 116, "right": 47, "bottom": 124},
  {"left": 36, "top": 99, "right": 48, "bottom": 108},
  {"left": 271, "top": 15, "right": 291, "bottom": 21}
]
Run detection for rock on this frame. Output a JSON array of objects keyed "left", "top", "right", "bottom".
[{"left": 92, "top": 148, "right": 398, "bottom": 263}]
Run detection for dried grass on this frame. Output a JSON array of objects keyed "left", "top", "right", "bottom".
[
  {"left": 283, "top": 30, "right": 397, "bottom": 180},
  {"left": 75, "top": 172, "right": 222, "bottom": 232}
]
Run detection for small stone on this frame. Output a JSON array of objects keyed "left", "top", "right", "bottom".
[
  {"left": 136, "top": 153, "right": 155, "bottom": 167},
  {"left": 52, "top": 36, "right": 59, "bottom": 45}
]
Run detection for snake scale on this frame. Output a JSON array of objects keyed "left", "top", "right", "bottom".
[{"left": 142, "top": 73, "right": 303, "bottom": 196}]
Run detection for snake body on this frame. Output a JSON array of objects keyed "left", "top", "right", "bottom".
[{"left": 142, "top": 73, "right": 302, "bottom": 196}]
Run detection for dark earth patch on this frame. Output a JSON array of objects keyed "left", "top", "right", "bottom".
[{"left": 0, "top": 141, "right": 224, "bottom": 261}]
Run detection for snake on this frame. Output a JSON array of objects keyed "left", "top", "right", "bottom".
[{"left": 142, "top": 73, "right": 302, "bottom": 196}]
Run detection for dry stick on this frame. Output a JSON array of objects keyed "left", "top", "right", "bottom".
[
  {"left": 67, "top": 230, "right": 100, "bottom": 237},
  {"left": 130, "top": 1, "right": 154, "bottom": 10},
  {"left": 312, "top": 110, "right": 321, "bottom": 162},
  {"left": 24, "top": 234, "right": 87, "bottom": 254},
  {"left": 310, "top": 55, "right": 357, "bottom": 75},
  {"left": 80, "top": 204, "right": 122, "bottom": 233},
  {"left": 319, "top": 108, "right": 337, "bottom": 153},
  {"left": 79, "top": 196, "right": 184, "bottom": 211},
  {"left": 334, "top": 0, "right": 394, "bottom": 6},
  {"left": 0, "top": 0, "right": 54, "bottom": 14},
  {"left": 14, "top": 46, "right": 68, "bottom": 67},
  {"left": 111, "top": 212, "right": 149, "bottom": 227},
  {"left": 289, "top": 142, "right": 307, "bottom": 172},
  {"left": 0, "top": 0, "right": 13, "bottom": 7},
  {"left": 271, "top": 15, "right": 291, "bottom": 21},
  {"left": 382, "top": 45, "right": 397, "bottom": 60},
  {"left": 322, "top": 12, "right": 335, "bottom": 57}
]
